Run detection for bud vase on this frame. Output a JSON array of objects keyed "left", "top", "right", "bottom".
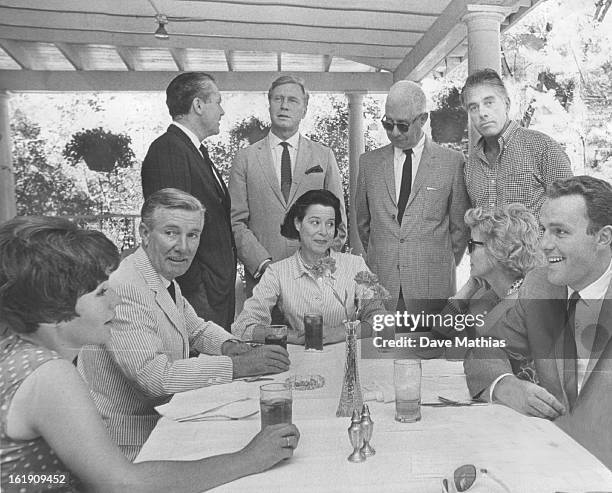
[{"left": 336, "top": 320, "right": 363, "bottom": 417}]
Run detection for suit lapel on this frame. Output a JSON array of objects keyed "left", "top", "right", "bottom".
[
  {"left": 383, "top": 145, "right": 396, "bottom": 206},
  {"left": 407, "top": 137, "right": 433, "bottom": 209},
  {"left": 288, "top": 136, "right": 311, "bottom": 205},
  {"left": 256, "top": 135, "right": 285, "bottom": 205},
  {"left": 168, "top": 125, "right": 224, "bottom": 203},
  {"left": 134, "top": 248, "right": 189, "bottom": 351},
  {"left": 581, "top": 280, "right": 612, "bottom": 393}
]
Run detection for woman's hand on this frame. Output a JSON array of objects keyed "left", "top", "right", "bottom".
[
  {"left": 454, "top": 276, "right": 487, "bottom": 300},
  {"left": 323, "top": 322, "right": 359, "bottom": 345},
  {"left": 240, "top": 423, "right": 300, "bottom": 473},
  {"left": 287, "top": 328, "right": 304, "bottom": 345}
]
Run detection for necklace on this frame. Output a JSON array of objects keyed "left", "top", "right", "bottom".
[{"left": 506, "top": 278, "right": 524, "bottom": 296}]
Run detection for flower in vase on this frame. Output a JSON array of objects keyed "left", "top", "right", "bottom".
[{"left": 354, "top": 270, "right": 390, "bottom": 318}]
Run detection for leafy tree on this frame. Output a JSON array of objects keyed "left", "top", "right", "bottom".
[
  {"left": 305, "top": 95, "right": 381, "bottom": 214},
  {"left": 11, "top": 110, "right": 97, "bottom": 216}
]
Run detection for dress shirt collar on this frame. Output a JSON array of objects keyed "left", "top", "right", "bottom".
[
  {"left": 474, "top": 120, "right": 520, "bottom": 152},
  {"left": 393, "top": 133, "right": 425, "bottom": 162},
  {"left": 568, "top": 257, "right": 612, "bottom": 305},
  {"left": 171, "top": 121, "right": 204, "bottom": 152},
  {"left": 269, "top": 130, "right": 300, "bottom": 150}
]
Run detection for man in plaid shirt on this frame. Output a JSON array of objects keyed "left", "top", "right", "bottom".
[{"left": 461, "top": 68, "right": 572, "bottom": 216}]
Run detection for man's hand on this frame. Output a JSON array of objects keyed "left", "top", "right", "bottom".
[
  {"left": 221, "top": 340, "right": 252, "bottom": 356},
  {"left": 493, "top": 376, "right": 565, "bottom": 419},
  {"left": 231, "top": 345, "right": 290, "bottom": 378}
]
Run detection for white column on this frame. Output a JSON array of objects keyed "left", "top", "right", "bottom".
[
  {"left": 462, "top": 7, "right": 508, "bottom": 75},
  {"left": 0, "top": 91, "right": 16, "bottom": 222},
  {"left": 462, "top": 6, "right": 510, "bottom": 150},
  {"left": 347, "top": 92, "right": 365, "bottom": 255}
]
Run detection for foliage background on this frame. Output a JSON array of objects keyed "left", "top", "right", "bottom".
[{"left": 9, "top": 0, "right": 612, "bottom": 219}]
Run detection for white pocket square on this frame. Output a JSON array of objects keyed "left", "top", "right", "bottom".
[{"left": 426, "top": 186, "right": 438, "bottom": 191}]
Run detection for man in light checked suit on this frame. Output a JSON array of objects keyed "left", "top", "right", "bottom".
[
  {"left": 79, "top": 188, "right": 289, "bottom": 460},
  {"left": 356, "top": 80, "right": 470, "bottom": 321}
]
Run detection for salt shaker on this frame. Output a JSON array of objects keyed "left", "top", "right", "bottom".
[
  {"left": 360, "top": 404, "right": 376, "bottom": 456},
  {"left": 347, "top": 409, "right": 366, "bottom": 462}
]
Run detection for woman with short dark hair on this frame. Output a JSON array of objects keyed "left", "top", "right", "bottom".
[
  {"left": 233, "top": 189, "right": 386, "bottom": 344},
  {"left": 0, "top": 216, "right": 299, "bottom": 493}
]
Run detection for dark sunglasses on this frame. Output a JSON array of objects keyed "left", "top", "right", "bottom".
[
  {"left": 442, "top": 464, "right": 511, "bottom": 493},
  {"left": 467, "top": 239, "right": 485, "bottom": 254},
  {"left": 381, "top": 114, "right": 423, "bottom": 133}
]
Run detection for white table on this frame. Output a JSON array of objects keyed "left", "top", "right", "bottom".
[{"left": 137, "top": 342, "right": 612, "bottom": 492}]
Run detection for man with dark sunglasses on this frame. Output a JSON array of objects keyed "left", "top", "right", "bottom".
[{"left": 356, "top": 80, "right": 470, "bottom": 320}]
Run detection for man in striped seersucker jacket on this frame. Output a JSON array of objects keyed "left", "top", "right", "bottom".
[{"left": 78, "top": 188, "right": 290, "bottom": 461}]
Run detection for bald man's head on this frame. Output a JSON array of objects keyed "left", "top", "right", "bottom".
[{"left": 383, "top": 80, "right": 428, "bottom": 150}]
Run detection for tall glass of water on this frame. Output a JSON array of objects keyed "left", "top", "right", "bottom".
[{"left": 393, "top": 359, "right": 422, "bottom": 422}]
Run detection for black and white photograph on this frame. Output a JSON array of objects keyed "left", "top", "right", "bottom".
[{"left": 1, "top": 0, "right": 612, "bottom": 491}]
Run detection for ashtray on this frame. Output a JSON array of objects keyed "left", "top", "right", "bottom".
[{"left": 285, "top": 374, "right": 325, "bottom": 391}]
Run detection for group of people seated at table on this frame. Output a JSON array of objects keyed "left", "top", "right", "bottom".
[{"left": 1, "top": 172, "right": 612, "bottom": 490}]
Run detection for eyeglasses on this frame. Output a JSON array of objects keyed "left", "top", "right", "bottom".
[
  {"left": 467, "top": 239, "right": 485, "bottom": 254},
  {"left": 441, "top": 464, "right": 511, "bottom": 493},
  {"left": 381, "top": 114, "right": 423, "bottom": 133}
]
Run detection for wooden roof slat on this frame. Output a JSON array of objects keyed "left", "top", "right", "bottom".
[
  {"left": 170, "top": 47, "right": 187, "bottom": 71},
  {"left": 0, "top": 39, "right": 35, "bottom": 69}
]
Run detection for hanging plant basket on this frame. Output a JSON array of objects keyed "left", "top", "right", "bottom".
[
  {"left": 430, "top": 109, "right": 468, "bottom": 143},
  {"left": 63, "top": 127, "right": 135, "bottom": 173}
]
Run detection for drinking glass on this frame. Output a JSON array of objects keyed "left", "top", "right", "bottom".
[
  {"left": 263, "top": 325, "right": 288, "bottom": 349},
  {"left": 260, "top": 383, "right": 293, "bottom": 430},
  {"left": 393, "top": 359, "right": 422, "bottom": 422},
  {"left": 304, "top": 313, "right": 323, "bottom": 351}
]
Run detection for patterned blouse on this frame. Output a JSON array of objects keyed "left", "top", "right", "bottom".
[
  {"left": 0, "top": 335, "right": 80, "bottom": 492},
  {"left": 232, "top": 250, "right": 386, "bottom": 340}
]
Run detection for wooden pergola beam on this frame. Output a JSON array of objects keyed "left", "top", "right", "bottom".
[{"left": 0, "top": 70, "right": 393, "bottom": 92}]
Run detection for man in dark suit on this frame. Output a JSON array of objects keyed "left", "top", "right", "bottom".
[
  {"left": 142, "top": 72, "right": 236, "bottom": 330},
  {"left": 465, "top": 175, "right": 612, "bottom": 470}
]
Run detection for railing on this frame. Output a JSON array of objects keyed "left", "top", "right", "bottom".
[{"left": 63, "top": 213, "right": 140, "bottom": 252}]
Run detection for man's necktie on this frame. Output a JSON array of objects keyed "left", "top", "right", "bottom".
[
  {"left": 397, "top": 149, "right": 413, "bottom": 225},
  {"left": 167, "top": 281, "right": 176, "bottom": 303},
  {"left": 280, "top": 142, "right": 292, "bottom": 202},
  {"left": 200, "top": 144, "right": 225, "bottom": 198},
  {"left": 563, "top": 291, "right": 580, "bottom": 409}
]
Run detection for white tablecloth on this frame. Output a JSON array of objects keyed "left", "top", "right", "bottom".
[{"left": 137, "top": 341, "right": 612, "bottom": 492}]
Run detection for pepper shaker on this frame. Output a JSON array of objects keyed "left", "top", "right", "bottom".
[
  {"left": 360, "top": 404, "right": 376, "bottom": 456},
  {"left": 347, "top": 409, "right": 366, "bottom": 462}
]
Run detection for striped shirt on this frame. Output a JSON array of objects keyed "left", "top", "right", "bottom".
[
  {"left": 232, "top": 250, "right": 385, "bottom": 340},
  {"left": 465, "top": 120, "right": 572, "bottom": 216},
  {"left": 78, "top": 247, "right": 233, "bottom": 459}
]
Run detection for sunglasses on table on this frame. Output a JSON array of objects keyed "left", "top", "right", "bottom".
[
  {"left": 467, "top": 239, "right": 485, "bottom": 254},
  {"left": 380, "top": 114, "right": 424, "bottom": 133},
  {"left": 442, "top": 464, "right": 512, "bottom": 493}
]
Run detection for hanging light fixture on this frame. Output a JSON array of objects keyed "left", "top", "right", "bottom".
[{"left": 154, "top": 14, "right": 169, "bottom": 40}]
